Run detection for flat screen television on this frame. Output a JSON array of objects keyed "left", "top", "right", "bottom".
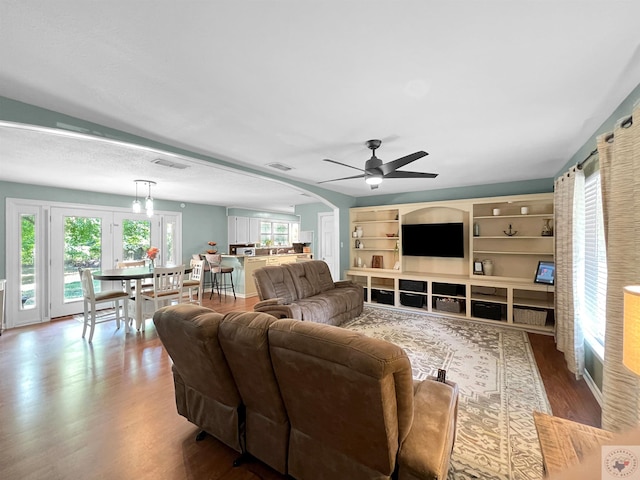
[
  {"left": 401, "top": 222, "right": 464, "bottom": 258},
  {"left": 534, "top": 261, "right": 555, "bottom": 285}
]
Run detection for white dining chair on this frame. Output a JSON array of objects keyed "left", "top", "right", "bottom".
[
  {"left": 183, "top": 258, "right": 205, "bottom": 305},
  {"left": 139, "top": 265, "right": 185, "bottom": 331},
  {"left": 79, "top": 268, "right": 131, "bottom": 343}
]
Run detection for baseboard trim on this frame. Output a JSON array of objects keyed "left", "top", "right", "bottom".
[{"left": 583, "top": 369, "right": 603, "bottom": 407}]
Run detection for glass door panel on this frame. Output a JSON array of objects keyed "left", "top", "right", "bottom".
[
  {"left": 20, "top": 213, "right": 37, "bottom": 311},
  {"left": 50, "top": 208, "right": 113, "bottom": 318},
  {"left": 121, "top": 218, "right": 151, "bottom": 261}
]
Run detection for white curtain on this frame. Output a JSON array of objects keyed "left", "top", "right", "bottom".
[
  {"left": 554, "top": 168, "right": 585, "bottom": 377},
  {"left": 600, "top": 103, "right": 640, "bottom": 432}
]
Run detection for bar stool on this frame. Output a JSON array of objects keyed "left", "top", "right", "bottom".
[{"left": 204, "top": 254, "right": 236, "bottom": 300}]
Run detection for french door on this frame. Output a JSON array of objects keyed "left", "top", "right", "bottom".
[
  {"left": 5, "top": 199, "right": 182, "bottom": 326},
  {"left": 49, "top": 207, "right": 114, "bottom": 318}
]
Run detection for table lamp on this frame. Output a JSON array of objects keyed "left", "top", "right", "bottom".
[{"left": 623, "top": 285, "right": 640, "bottom": 375}]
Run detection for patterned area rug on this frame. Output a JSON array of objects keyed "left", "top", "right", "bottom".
[{"left": 341, "top": 305, "right": 552, "bottom": 480}]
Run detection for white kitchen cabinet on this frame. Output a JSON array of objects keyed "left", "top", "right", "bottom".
[{"left": 228, "top": 216, "right": 251, "bottom": 244}]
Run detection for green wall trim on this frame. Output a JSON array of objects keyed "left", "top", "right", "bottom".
[
  {"left": 355, "top": 178, "right": 554, "bottom": 207},
  {"left": 227, "top": 208, "right": 299, "bottom": 222}
]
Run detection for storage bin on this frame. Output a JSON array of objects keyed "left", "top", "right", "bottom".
[
  {"left": 400, "top": 292, "right": 426, "bottom": 308},
  {"left": 472, "top": 301, "right": 503, "bottom": 320},
  {"left": 514, "top": 307, "right": 547, "bottom": 326},
  {"left": 434, "top": 298, "right": 464, "bottom": 313},
  {"left": 376, "top": 290, "right": 394, "bottom": 305},
  {"left": 399, "top": 279, "right": 427, "bottom": 293},
  {"left": 433, "top": 282, "right": 465, "bottom": 296}
]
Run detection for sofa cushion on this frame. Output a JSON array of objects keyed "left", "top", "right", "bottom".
[
  {"left": 285, "top": 262, "right": 323, "bottom": 298},
  {"left": 268, "top": 319, "right": 414, "bottom": 479},
  {"left": 153, "top": 304, "right": 243, "bottom": 452},
  {"left": 219, "top": 311, "right": 290, "bottom": 474},
  {"left": 253, "top": 265, "right": 298, "bottom": 303}
]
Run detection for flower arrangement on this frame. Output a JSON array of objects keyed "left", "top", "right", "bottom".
[{"left": 147, "top": 246, "right": 159, "bottom": 261}]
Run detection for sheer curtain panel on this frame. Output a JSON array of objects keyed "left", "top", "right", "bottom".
[{"left": 554, "top": 168, "right": 585, "bottom": 377}]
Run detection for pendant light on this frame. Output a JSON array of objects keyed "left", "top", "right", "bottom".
[
  {"left": 132, "top": 181, "right": 142, "bottom": 213},
  {"left": 133, "top": 180, "right": 156, "bottom": 217}
]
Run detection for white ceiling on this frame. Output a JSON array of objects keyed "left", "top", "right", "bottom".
[{"left": 1, "top": 1, "right": 640, "bottom": 212}]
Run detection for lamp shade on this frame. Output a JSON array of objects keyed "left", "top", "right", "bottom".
[{"left": 623, "top": 285, "right": 640, "bottom": 376}]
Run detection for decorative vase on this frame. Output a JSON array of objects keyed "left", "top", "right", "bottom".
[
  {"left": 356, "top": 226, "right": 363, "bottom": 238},
  {"left": 541, "top": 219, "right": 553, "bottom": 236},
  {"left": 482, "top": 259, "right": 494, "bottom": 276},
  {"left": 148, "top": 259, "right": 154, "bottom": 270}
]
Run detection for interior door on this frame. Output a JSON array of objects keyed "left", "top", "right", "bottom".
[
  {"left": 49, "top": 207, "right": 114, "bottom": 318},
  {"left": 318, "top": 212, "right": 337, "bottom": 280}
]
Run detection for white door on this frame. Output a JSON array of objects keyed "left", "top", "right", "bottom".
[
  {"left": 50, "top": 207, "right": 114, "bottom": 318},
  {"left": 5, "top": 201, "right": 47, "bottom": 327},
  {"left": 318, "top": 212, "right": 338, "bottom": 280}
]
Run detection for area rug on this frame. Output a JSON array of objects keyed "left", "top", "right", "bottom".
[{"left": 342, "top": 305, "right": 552, "bottom": 480}]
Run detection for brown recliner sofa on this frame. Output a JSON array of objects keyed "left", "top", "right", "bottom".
[
  {"left": 252, "top": 260, "right": 364, "bottom": 326},
  {"left": 154, "top": 304, "right": 459, "bottom": 480}
]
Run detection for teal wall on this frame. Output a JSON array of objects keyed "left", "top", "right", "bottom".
[
  {"left": 0, "top": 180, "right": 227, "bottom": 277},
  {"left": 355, "top": 178, "right": 554, "bottom": 207},
  {"left": 294, "top": 202, "right": 334, "bottom": 259},
  {"left": 227, "top": 207, "right": 300, "bottom": 222}
]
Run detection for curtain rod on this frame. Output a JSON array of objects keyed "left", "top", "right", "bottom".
[{"left": 576, "top": 114, "right": 633, "bottom": 170}]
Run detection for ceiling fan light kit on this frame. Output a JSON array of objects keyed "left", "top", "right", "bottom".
[{"left": 319, "top": 139, "right": 437, "bottom": 190}]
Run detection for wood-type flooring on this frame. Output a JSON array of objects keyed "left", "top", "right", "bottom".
[{"left": 0, "top": 294, "right": 601, "bottom": 479}]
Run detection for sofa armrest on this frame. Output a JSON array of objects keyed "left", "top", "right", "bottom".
[
  {"left": 397, "top": 379, "right": 459, "bottom": 480},
  {"left": 254, "top": 299, "right": 302, "bottom": 319}
]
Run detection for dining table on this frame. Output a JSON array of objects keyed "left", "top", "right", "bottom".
[{"left": 93, "top": 265, "right": 191, "bottom": 331}]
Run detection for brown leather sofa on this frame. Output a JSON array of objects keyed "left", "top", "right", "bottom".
[
  {"left": 154, "top": 304, "right": 459, "bottom": 480},
  {"left": 252, "top": 260, "right": 364, "bottom": 326}
]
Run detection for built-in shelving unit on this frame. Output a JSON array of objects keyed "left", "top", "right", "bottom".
[{"left": 346, "top": 193, "right": 555, "bottom": 333}]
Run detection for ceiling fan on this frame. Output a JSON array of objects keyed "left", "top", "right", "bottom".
[{"left": 318, "top": 139, "right": 438, "bottom": 190}]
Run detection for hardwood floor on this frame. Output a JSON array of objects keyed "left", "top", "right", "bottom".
[{"left": 0, "top": 295, "right": 601, "bottom": 479}]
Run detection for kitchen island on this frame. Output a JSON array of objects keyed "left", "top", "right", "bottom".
[{"left": 220, "top": 253, "right": 312, "bottom": 297}]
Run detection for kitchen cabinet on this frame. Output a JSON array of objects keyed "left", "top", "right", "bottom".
[{"left": 228, "top": 216, "right": 251, "bottom": 244}]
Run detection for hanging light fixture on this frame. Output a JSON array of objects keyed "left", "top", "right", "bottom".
[
  {"left": 133, "top": 180, "right": 156, "bottom": 217},
  {"left": 132, "top": 180, "right": 142, "bottom": 213}
]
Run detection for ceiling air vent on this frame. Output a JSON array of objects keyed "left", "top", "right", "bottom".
[
  {"left": 266, "top": 162, "right": 293, "bottom": 172},
  {"left": 151, "top": 158, "right": 189, "bottom": 169}
]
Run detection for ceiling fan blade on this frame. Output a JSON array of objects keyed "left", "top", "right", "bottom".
[
  {"left": 323, "top": 158, "right": 365, "bottom": 172},
  {"left": 317, "top": 173, "right": 365, "bottom": 184},
  {"left": 384, "top": 171, "right": 438, "bottom": 179},
  {"left": 380, "top": 151, "right": 428, "bottom": 176}
]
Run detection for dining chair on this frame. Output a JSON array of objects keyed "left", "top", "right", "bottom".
[
  {"left": 139, "top": 265, "right": 185, "bottom": 331},
  {"left": 183, "top": 258, "right": 205, "bottom": 305},
  {"left": 193, "top": 253, "right": 212, "bottom": 291},
  {"left": 205, "top": 253, "right": 236, "bottom": 300},
  {"left": 79, "top": 268, "right": 130, "bottom": 342}
]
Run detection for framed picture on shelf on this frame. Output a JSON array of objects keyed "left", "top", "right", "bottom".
[
  {"left": 371, "top": 255, "right": 384, "bottom": 269},
  {"left": 473, "top": 261, "right": 484, "bottom": 275}
]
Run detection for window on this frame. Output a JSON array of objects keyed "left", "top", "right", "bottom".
[
  {"left": 582, "top": 170, "right": 607, "bottom": 356},
  {"left": 260, "top": 220, "right": 299, "bottom": 246}
]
